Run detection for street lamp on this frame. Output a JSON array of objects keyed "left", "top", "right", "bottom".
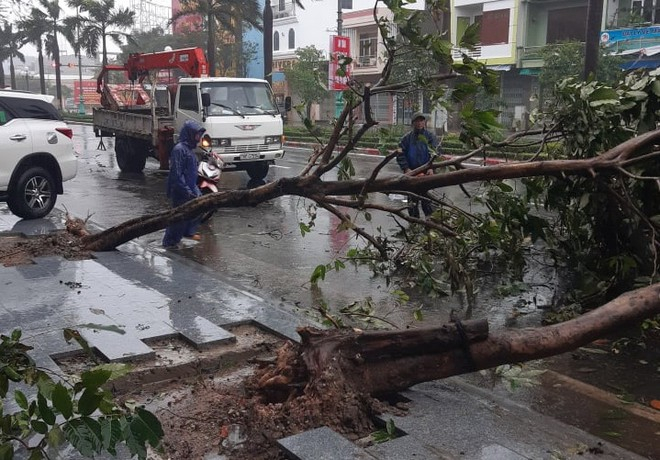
[{"left": 23, "top": 67, "right": 29, "bottom": 91}]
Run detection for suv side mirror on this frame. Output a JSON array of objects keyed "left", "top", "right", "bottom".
[
  {"left": 284, "top": 96, "right": 292, "bottom": 112},
  {"left": 201, "top": 92, "right": 211, "bottom": 108}
]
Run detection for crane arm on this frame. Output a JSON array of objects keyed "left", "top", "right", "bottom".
[{"left": 96, "top": 47, "right": 209, "bottom": 95}]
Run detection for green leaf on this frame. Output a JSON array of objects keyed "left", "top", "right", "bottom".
[
  {"left": 310, "top": 264, "right": 327, "bottom": 284},
  {"left": 101, "top": 418, "right": 122, "bottom": 454},
  {"left": 0, "top": 374, "right": 7, "bottom": 398},
  {"left": 27, "top": 449, "right": 44, "bottom": 460},
  {"left": 413, "top": 308, "right": 424, "bottom": 321},
  {"left": 78, "top": 389, "right": 103, "bottom": 416},
  {"left": 0, "top": 444, "right": 13, "bottom": 460},
  {"left": 93, "top": 363, "right": 132, "bottom": 381},
  {"left": 299, "top": 222, "right": 311, "bottom": 236},
  {"left": 81, "top": 369, "right": 112, "bottom": 391},
  {"left": 63, "top": 417, "right": 103, "bottom": 457},
  {"left": 15, "top": 390, "right": 28, "bottom": 410},
  {"left": 48, "top": 425, "right": 66, "bottom": 447},
  {"left": 37, "top": 393, "right": 56, "bottom": 425},
  {"left": 121, "top": 416, "right": 147, "bottom": 459},
  {"left": 588, "top": 87, "right": 618, "bottom": 101},
  {"left": 52, "top": 383, "right": 73, "bottom": 419},
  {"left": 31, "top": 419, "right": 49, "bottom": 434},
  {"left": 132, "top": 408, "right": 164, "bottom": 446}
]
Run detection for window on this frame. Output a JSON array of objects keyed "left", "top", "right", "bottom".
[
  {"left": 359, "top": 33, "right": 377, "bottom": 62},
  {"left": 178, "top": 85, "right": 199, "bottom": 111},
  {"left": 480, "top": 9, "right": 509, "bottom": 45},
  {"left": 274, "top": 32, "right": 279, "bottom": 51},
  {"left": 546, "top": 7, "right": 587, "bottom": 43},
  {"left": 279, "top": 0, "right": 285, "bottom": 11},
  {"left": 288, "top": 29, "right": 295, "bottom": 49},
  {"left": 0, "top": 96, "right": 59, "bottom": 121}
]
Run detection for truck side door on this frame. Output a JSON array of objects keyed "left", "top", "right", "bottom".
[{"left": 174, "top": 85, "right": 201, "bottom": 136}]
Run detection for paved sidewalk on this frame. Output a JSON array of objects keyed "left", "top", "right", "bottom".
[{"left": 0, "top": 207, "right": 653, "bottom": 460}]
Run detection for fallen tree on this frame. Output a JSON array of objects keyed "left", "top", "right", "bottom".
[{"left": 261, "top": 283, "right": 660, "bottom": 396}]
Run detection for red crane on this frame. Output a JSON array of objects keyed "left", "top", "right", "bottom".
[{"left": 96, "top": 47, "right": 209, "bottom": 110}]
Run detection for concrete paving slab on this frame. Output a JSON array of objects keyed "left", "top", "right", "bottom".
[
  {"left": 278, "top": 426, "right": 376, "bottom": 460},
  {"left": 377, "top": 378, "right": 646, "bottom": 460},
  {"left": 168, "top": 314, "right": 235, "bottom": 348}
]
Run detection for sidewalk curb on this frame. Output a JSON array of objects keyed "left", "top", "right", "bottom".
[{"left": 285, "top": 141, "right": 510, "bottom": 166}]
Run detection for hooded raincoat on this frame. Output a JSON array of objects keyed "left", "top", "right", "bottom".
[{"left": 162, "top": 120, "right": 206, "bottom": 247}]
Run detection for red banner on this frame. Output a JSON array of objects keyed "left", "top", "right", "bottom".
[
  {"left": 74, "top": 80, "right": 101, "bottom": 106},
  {"left": 329, "top": 35, "right": 351, "bottom": 91}
]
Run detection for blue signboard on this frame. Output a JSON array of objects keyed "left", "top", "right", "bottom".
[{"left": 600, "top": 26, "right": 660, "bottom": 53}]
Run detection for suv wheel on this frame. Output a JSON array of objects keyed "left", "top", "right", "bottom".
[{"left": 7, "top": 166, "right": 57, "bottom": 219}]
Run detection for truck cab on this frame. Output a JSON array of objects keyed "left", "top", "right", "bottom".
[{"left": 174, "top": 78, "right": 287, "bottom": 181}]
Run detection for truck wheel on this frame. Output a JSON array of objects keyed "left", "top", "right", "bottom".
[
  {"left": 7, "top": 166, "right": 58, "bottom": 219},
  {"left": 245, "top": 161, "right": 269, "bottom": 180},
  {"left": 115, "top": 137, "right": 147, "bottom": 173}
]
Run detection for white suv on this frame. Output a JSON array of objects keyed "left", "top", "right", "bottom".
[{"left": 0, "top": 90, "right": 77, "bottom": 219}]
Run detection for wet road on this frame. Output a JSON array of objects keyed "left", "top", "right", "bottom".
[
  {"left": 60, "top": 124, "right": 462, "bottom": 326},
  {"left": 57, "top": 124, "right": 556, "bottom": 329}
]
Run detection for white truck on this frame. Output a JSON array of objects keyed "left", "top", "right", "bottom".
[{"left": 93, "top": 47, "right": 289, "bottom": 180}]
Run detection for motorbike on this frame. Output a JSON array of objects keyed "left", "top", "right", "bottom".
[{"left": 197, "top": 134, "right": 224, "bottom": 223}]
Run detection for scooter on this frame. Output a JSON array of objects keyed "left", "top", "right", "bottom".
[{"left": 197, "top": 134, "right": 224, "bottom": 222}]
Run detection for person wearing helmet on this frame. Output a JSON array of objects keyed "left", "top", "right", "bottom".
[
  {"left": 162, "top": 119, "right": 206, "bottom": 248},
  {"left": 396, "top": 112, "right": 440, "bottom": 218}
]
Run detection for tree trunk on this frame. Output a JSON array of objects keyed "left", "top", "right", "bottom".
[
  {"left": 53, "top": 23, "right": 63, "bottom": 110},
  {"left": 9, "top": 56, "right": 16, "bottom": 89},
  {"left": 258, "top": 283, "right": 660, "bottom": 396},
  {"left": 38, "top": 48, "right": 46, "bottom": 95}
]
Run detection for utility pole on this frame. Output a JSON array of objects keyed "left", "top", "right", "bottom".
[
  {"left": 77, "top": 8, "right": 85, "bottom": 115},
  {"left": 264, "top": 0, "right": 273, "bottom": 85},
  {"left": 583, "top": 0, "right": 603, "bottom": 80},
  {"left": 337, "top": 0, "right": 343, "bottom": 36}
]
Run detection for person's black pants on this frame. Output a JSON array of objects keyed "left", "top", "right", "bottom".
[{"left": 408, "top": 197, "right": 433, "bottom": 218}]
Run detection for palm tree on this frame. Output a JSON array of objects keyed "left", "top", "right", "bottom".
[
  {"left": 172, "top": 0, "right": 263, "bottom": 77},
  {"left": 0, "top": 23, "right": 26, "bottom": 90},
  {"left": 17, "top": 9, "right": 51, "bottom": 94},
  {"left": 67, "top": 0, "right": 135, "bottom": 68},
  {"left": 39, "top": 0, "right": 66, "bottom": 109}
]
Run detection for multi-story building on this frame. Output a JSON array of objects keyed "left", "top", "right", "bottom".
[{"left": 451, "top": 0, "right": 660, "bottom": 129}]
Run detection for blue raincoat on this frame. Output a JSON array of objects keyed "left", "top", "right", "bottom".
[{"left": 162, "top": 120, "right": 205, "bottom": 247}]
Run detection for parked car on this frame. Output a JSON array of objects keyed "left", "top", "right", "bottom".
[{"left": 0, "top": 90, "right": 77, "bottom": 219}]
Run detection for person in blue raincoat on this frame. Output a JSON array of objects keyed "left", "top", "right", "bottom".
[
  {"left": 396, "top": 112, "right": 440, "bottom": 218},
  {"left": 162, "top": 119, "right": 206, "bottom": 248}
]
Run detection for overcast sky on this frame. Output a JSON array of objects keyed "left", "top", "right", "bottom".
[{"left": 17, "top": 0, "right": 172, "bottom": 57}]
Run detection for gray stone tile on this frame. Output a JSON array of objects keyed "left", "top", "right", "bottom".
[
  {"left": 78, "top": 327, "right": 155, "bottom": 362},
  {"left": 166, "top": 314, "right": 235, "bottom": 348},
  {"left": 278, "top": 426, "right": 375, "bottom": 460},
  {"left": 365, "top": 435, "right": 455, "bottom": 460}
]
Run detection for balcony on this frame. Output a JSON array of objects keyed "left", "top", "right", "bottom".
[
  {"left": 356, "top": 56, "right": 377, "bottom": 67},
  {"left": 272, "top": 0, "right": 295, "bottom": 20},
  {"left": 451, "top": 46, "right": 482, "bottom": 59}
]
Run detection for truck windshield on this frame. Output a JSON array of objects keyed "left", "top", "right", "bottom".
[{"left": 201, "top": 82, "right": 279, "bottom": 116}]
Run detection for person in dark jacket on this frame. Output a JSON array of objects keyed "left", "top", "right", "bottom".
[
  {"left": 162, "top": 119, "right": 206, "bottom": 248},
  {"left": 396, "top": 112, "right": 439, "bottom": 218}
]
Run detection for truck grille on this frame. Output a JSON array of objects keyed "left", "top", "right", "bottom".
[{"left": 223, "top": 144, "right": 278, "bottom": 154}]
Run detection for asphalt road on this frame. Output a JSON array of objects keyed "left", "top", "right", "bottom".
[{"left": 60, "top": 124, "right": 442, "bottom": 326}]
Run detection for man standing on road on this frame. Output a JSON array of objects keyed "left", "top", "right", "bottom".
[
  {"left": 162, "top": 119, "right": 206, "bottom": 248},
  {"left": 396, "top": 112, "right": 439, "bottom": 218}
]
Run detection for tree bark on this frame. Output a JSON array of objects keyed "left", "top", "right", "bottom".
[{"left": 278, "top": 283, "right": 660, "bottom": 396}]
